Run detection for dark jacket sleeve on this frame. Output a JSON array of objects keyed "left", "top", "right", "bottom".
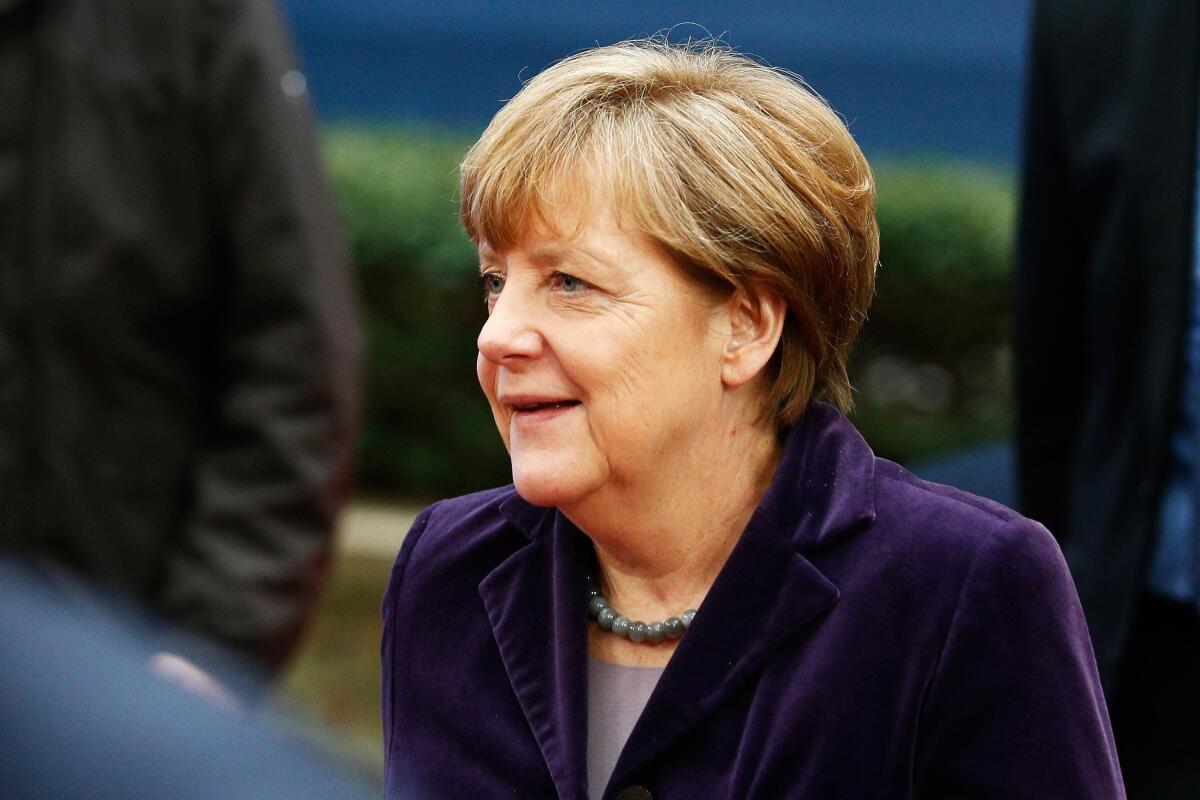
[
  {"left": 1014, "top": 0, "right": 1088, "bottom": 540},
  {"left": 158, "top": 0, "right": 360, "bottom": 671},
  {"left": 913, "top": 520, "right": 1125, "bottom": 799}
]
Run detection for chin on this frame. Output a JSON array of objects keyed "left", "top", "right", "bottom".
[{"left": 511, "top": 461, "right": 597, "bottom": 509}]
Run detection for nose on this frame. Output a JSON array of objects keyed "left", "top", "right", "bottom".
[{"left": 477, "top": 284, "right": 544, "bottom": 365}]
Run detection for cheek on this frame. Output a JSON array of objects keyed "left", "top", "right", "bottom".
[
  {"left": 626, "top": 322, "right": 723, "bottom": 422},
  {"left": 562, "top": 335, "right": 642, "bottom": 407},
  {"left": 476, "top": 353, "right": 496, "bottom": 397},
  {"left": 477, "top": 355, "right": 511, "bottom": 448},
  {"left": 571, "top": 335, "right": 682, "bottom": 434},
  {"left": 553, "top": 296, "right": 721, "bottom": 417}
]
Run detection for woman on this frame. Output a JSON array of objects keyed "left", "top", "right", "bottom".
[{"left": 382, "top": 40, "right": 1124, "bottom": 799}]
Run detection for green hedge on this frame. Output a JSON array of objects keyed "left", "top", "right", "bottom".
[
  {"left": 327, "top": 127, "right": 1016, "bottom": 497},
  {"left": 855, "top": 163, "right": 1015, "bottom": 461}
]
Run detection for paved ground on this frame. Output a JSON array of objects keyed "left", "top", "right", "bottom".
[{"left": 336, "top": 502, "right": 422, "bottom": 559}]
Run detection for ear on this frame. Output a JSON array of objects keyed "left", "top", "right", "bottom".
[{"left": 720, "top": 288, "right": 787, "bottom": 388}]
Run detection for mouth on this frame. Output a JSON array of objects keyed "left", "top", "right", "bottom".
[
  {"left": 511, "top": 400, "right": 580, "bottom": 412},
  {"left": 501, "top": 396, "right": 582, "bottom": 425}
]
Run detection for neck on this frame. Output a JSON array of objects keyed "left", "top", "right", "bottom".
[{"left": 563, "top": 414, "right": 782, "bottom": 625}]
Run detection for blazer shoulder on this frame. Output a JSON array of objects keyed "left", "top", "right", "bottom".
[
  {"left": 865, "top": 460, "right": 1084, "bottom": 680},
  {"left": 875, "top": 458, "right": 1025, "bottom": 522},
  {"left": 870, "top": 458, "right": 1058, "bottom": 569}
]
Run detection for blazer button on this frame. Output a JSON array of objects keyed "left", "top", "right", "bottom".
[{"left": 615, "top": 787, "right": 653, "bottom": 800}]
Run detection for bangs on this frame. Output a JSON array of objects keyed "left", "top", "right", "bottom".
[
  {"left": 458, "top": 96, "right": 738, "bottom": 303},
  {"left": 459, "top": 102, "right": 662, "bottom": 251}
]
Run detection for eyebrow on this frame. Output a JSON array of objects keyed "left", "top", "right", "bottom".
[{"left": 526, "top": 245, "right": 572, "bottom": 267}]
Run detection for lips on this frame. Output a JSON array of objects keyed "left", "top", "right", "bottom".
[
  {"left": 500, "top": 395, "right": 581, "bottom": 425},
  {"left": 512, "top": 400, "right": 580, "bottom": 412}
]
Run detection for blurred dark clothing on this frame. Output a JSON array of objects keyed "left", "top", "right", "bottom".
[
  {"left": 1016, "top": 0, "right": 1197, "bottom": 690},
  {"left": 1018, "top": 1, "right": 1200, "bottom": 795},
  {"left": 0, "top": 560, "right": 379, "bottom": 800},
  {"left": 1109, "top": 595, "right": 1200, "bottom": 798},
  {"left": 0, "top": 0, "right": 359, "bottom": 671}
]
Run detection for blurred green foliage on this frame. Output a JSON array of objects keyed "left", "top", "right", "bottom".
[
  {"left": 326, "top": 127, "right": 1016, "bottom": 496},
  {"left": 856, "top": 163, "right": 1015, "bottom": 460}
]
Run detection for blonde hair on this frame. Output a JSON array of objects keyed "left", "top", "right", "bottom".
[{"left": 459, "top": 39, "right": 878, "bottom": 424}]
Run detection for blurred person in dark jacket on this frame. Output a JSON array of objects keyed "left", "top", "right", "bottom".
[
  {"left": 1017, "top": 0, "right": 1200, "bottom": 794},
  {"left": 0, "top": 559, "right": 380, "bottom": 800},
  {"left": 0, "top": 0, "right": 358, "bottom": 675}
]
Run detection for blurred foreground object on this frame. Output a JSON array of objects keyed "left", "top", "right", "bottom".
[
  {"left": 0, "top": 0, "right": 359, "bottom": 671},
  {"left": 0, "top": 560, "right": 376, "bottom": 800},
  {"left": 1017, "top": 0, "right": 1200, "bottom": 794}
]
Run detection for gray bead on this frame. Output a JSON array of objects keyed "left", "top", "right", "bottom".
[
  {"left": 598, "top": 607, "right": 618, "bottom": 630},
  {"left": 647, "top": 622, "right": 666, "bottom": 643},
  {"left": 664, "top": 617, "right": 684, "bottom": 638},
  {"left": 628, "top": 622, "right": 648, "bottom": 643},
  {"left": 588, "top": 596, "right": 609, "bottom": 618},
  {"left": 681, "top": 609, "right": 697, "bottom": 628},
  {"left": 612, "top": 616, "right": 631, "bottom": 636}
]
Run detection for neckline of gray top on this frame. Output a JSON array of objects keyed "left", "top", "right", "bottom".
[{"left": 586, "top": 657, "right": 667, "bottom": 800}]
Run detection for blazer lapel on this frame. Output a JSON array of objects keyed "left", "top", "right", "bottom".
[
  {"left": 478, "top": 501, "right": 592, "bottom": 800},
  {"left": 609, "top": 403, "right": 876, "bottom": 790},
  {"left": 606, "top": 513, "right": 840, "bottom": 790}
]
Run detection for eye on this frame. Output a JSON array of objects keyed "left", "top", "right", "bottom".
[
  {"left": 478, "top": 271, "right": 505, "bottom": 299},
  {"left": 553, "top": 272, "right": 587, "bottom": 293}
]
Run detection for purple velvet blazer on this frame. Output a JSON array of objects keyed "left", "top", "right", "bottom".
[{"left": 381, "top": 403, "right": 1124, "bottom": 799}]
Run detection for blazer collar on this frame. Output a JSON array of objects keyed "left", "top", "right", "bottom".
[
  {"left": 483, "top": 402, "right": 876, "bottom": 797},
  {"left": 756, "top": 401, "right": 877, "bottom": 552}
]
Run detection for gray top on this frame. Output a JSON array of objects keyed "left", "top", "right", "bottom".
[{"left": 587, "top": 658, "right": 666, "bottom": 800}]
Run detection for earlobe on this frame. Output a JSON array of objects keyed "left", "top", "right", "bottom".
[{"left": 721, "top": 289, "right": 787, "bottom": 388}]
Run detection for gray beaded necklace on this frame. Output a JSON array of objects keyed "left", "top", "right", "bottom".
[{"left": 587, "top": 576, "right": 697, "bottom": 644}]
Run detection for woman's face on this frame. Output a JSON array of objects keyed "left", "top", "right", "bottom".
[{"left": 476, "top": 203, "right": 732, "bottom": 511}]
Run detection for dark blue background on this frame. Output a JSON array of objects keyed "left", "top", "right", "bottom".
[{"left": 281, "top": 0, "right": 1032, "bottom": 163}]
